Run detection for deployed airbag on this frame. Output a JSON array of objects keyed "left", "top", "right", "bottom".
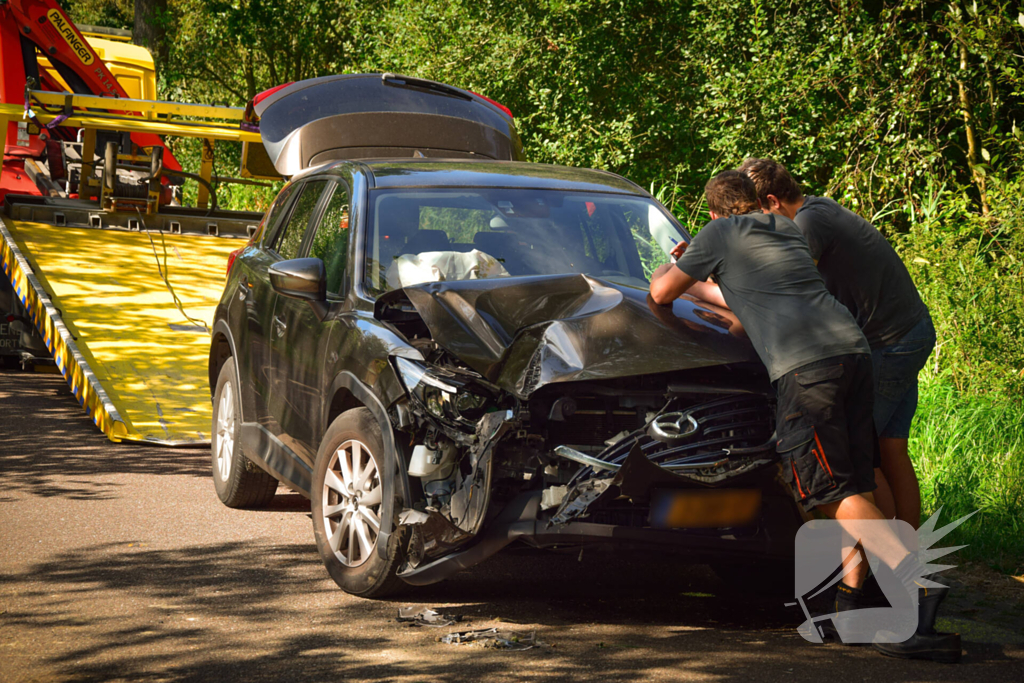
[{"left": 386, "top": 250, "right": 509, "bottom": 289}]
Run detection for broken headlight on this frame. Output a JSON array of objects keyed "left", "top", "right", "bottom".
[{"left": 393, "top": 356, "right": 494, "bottom": 427}]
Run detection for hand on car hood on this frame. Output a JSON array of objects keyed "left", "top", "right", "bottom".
[{"left": 401, "top": 274, "right": 758, "bottom": 397}]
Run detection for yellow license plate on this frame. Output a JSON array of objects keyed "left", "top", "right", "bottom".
[{"left": 649, "top": 488, "right": 762, "bottom": 529}]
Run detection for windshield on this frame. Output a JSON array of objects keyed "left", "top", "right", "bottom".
[{"left": 363, "top": 188, "right": 687, "bottom": 296}]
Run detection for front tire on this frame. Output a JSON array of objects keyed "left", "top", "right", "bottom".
[
  {"left": 211, "top": 360, "right": 278, "bottom": 508},
  {"left": 311, "top": 407, "right": 408, "bottom": 598}
]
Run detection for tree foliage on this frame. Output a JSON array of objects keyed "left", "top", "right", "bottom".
[{"left": 69, "top": 0, "right": 1024, "bottom": 396}]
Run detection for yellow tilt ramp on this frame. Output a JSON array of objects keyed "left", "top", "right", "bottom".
[{"left": 1, "top": 218, "right": 236, "bottom": 444}]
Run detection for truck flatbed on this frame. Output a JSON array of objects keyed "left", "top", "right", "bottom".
[{"left": 2, "top": 216, "right": 242, "bottom": 444}]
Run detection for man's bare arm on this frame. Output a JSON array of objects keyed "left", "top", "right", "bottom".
[
  {"left": 650, "top": 262, "right": 676, "bottom": 282},
  {"left": 650, "top": 264, "right": 700, "bottom": 304},
  {"left": 688, "top": 280, "right": 729, "bottom": 309}
]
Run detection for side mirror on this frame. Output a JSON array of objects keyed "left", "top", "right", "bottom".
[{"left": 269, "top": 258, "right": 327, "bottom": 302}]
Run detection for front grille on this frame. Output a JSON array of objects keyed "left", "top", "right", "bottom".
[
  {"left": 650, "top": 394, "right": 774, "bottom": 466},
  {"left": 547, "top": 409, "right": 642, "bottom": 449},
  {"left": 554, "top": 393, "right": 778, "bottom": 525},
  {"left": 599, "top": 394, "right": 774, "bottom": 468}
]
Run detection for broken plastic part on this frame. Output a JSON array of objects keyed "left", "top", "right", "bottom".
[
  {"left": 397, "top": 508, "right": 430, "bottom": 526},
  {"left": 440, "top": 628, "right": 546, "bottom": 650},
  {"left": 447, "top": 411, "right": 513, "bottom": 535},
  {"left": 407, "top": 444, "right": 438, "bottom": 477},
  {"left": 551, "top": 439, "right": 769, "bottom": 526},
  {"left": 552, "top": 445, "right": 621, "bottom": 472},
  {"left": 408, "top": 443, "right": 454, "bottom": 479},
  {"left": 549, "top": 477, "right": 614, "bottom": 525},
  {"left": 395, "top": 356, "right": 458, "bottom": 394},
  {"left": 540, "top": 485, "right": 568, "bottom": 511},
  {"left": 604, "top": 430, "right": 631, "bottom": 447},
  {"left": 402, "top": 509, "right": 475, "bottom": 568},
  {"left": 398, "top": 491, "right": 540, "bottom": 585},
  {"left": 396, "top": 607, "right": 461, "bottom": 627},
  {"left": 393, "top": 400, "right": 414, "bottom": 429}
]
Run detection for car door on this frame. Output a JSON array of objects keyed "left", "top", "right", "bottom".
[
  {"left": 231, "top": 181, "right": 299, "bottom": 427},
  {"left": 263, "top": 178, "right": 332, "bottom": 461},
  {"left": 271, "top": 180, "right": 352, "bottom": 463}
]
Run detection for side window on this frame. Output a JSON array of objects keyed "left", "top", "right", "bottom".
[
  {"left": 261, "top": 183, "right": 298, "bottom": 246},
  {"left": 616, "top": 203, "right": 682, "bottom": 280},
  {"left": 309, "top": 184, "right": 351, "bottom": 295},
  {"left": 271, "top": 180, "right": 328, "bottom": 260}
]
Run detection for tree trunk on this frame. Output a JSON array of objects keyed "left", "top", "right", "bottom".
[
  {"left": 957, "top": 42, "right": 990, "bottom": 216},
  {"left": 134, "top": 0, "right": 169, "bottom": 66},
  {"left": 243, "top": 50, "right": 257, "bottom": 102}
]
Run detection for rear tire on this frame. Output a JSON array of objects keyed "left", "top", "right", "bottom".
[
  {"left": 311, "top": 407, "right": 409, "bottom": 598},
  {"left": 211, "top": 360, "right": 278, "bottom": 508}
]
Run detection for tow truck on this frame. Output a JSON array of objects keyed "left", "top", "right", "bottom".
[{"left": 1, "top": 1, "right": 278, "bottom": 444}]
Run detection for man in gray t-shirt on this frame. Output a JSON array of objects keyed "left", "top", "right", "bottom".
[
  {"left": 650, "top": 171, "right": 959, "bottom": 661},
  {"left": 740, "top": 158, "right": 934, "bottom": 532},
  {"left": 651, "top": 171, "right": 878, "bottom": 516},
  {"left": 663, "top": 206, "right": 869, "bottom": 381}
]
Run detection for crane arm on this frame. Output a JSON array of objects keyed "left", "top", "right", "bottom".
[{"left": 1, "top": 0, "right": 181, "bottom": 171}]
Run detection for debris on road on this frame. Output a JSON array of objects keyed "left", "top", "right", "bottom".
[
  {"left": 440, "top": 627, "right": 547, "bottom": 650},
  {"left": 396, "top": 606, "right": 462, "bottom": 627}
]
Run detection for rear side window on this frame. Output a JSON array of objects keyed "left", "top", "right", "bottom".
[
  {"left": 309, "top": 184, "right": 351, "bottom": 295},
  {"left": 260, "top": 183, "right": 298, "bottom": 245},
  {"left": 271, "top": 180, "right": 328, "bottom": 259}
]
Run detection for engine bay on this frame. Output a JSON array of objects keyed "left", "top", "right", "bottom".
[{"left": 388, "top": 334, "right": 779, "bottom": 571}]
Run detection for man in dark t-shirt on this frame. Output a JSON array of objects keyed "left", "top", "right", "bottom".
[
  {"left": 651, "top": 171, "right": 878, "bottom": 514},
  {"left": 739, "top": 158, "right": 934, "bottom": 531},
  {"left": 650, "top": 171, "right": 958, "bottom": 661}
]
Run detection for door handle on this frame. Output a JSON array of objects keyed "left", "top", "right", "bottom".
[{"left": 273, "top": 315, "right": 287, "bottom": 337}]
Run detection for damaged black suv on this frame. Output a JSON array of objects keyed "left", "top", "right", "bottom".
[{"left": 209, "top": 74, "right": 805, "bottom": 597}]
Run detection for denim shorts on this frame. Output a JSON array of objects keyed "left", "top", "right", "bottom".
[{"left": 871, "top": 313, "right": 936, "bottom": 439}]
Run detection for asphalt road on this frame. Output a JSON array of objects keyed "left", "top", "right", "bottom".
[{"left": 2, "top": 369, "right": 1022, "bottom": 682}]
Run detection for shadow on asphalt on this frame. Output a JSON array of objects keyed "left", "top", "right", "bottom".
[
  {"left": 3, "top": 371, "right": 1022, "bottom": 681},
  {"left": 3, "top": 540, "right": 1020, "bottom": 682},
  {"left": 0, "top": 372, "right": 210, "bottom": 500}
]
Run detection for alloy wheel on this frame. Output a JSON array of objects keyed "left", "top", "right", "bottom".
[
  {"left": 322, "top": 439, "right": 383, "bottom": 567},
  {"left": 215, "top": 381, "right": 235, "bottom": 482}
]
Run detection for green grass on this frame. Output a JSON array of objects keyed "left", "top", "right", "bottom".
[{"left": 913, "top": 380, "right": 1024, "bottom": 574}]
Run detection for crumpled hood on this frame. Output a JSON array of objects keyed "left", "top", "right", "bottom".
[{"left": 401, "top": 274, "right": 759, "bottom": 397}]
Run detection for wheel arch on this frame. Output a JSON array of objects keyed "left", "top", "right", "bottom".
[
  {"left": 326, "top": 386, "right": 363, "bottom": 427},
  {"left": 209, "top": 320, "right": 241, "bottom": 406},
  {"left": 324, "top": 371, "right": 411, "bottom": 560}
]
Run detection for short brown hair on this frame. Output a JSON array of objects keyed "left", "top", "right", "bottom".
[
  {"left": 738, "top": 158, "right": 803, "bottom": 206},
  {"left": 704, "top": 170, "right": 760, "bottom": 217}
]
